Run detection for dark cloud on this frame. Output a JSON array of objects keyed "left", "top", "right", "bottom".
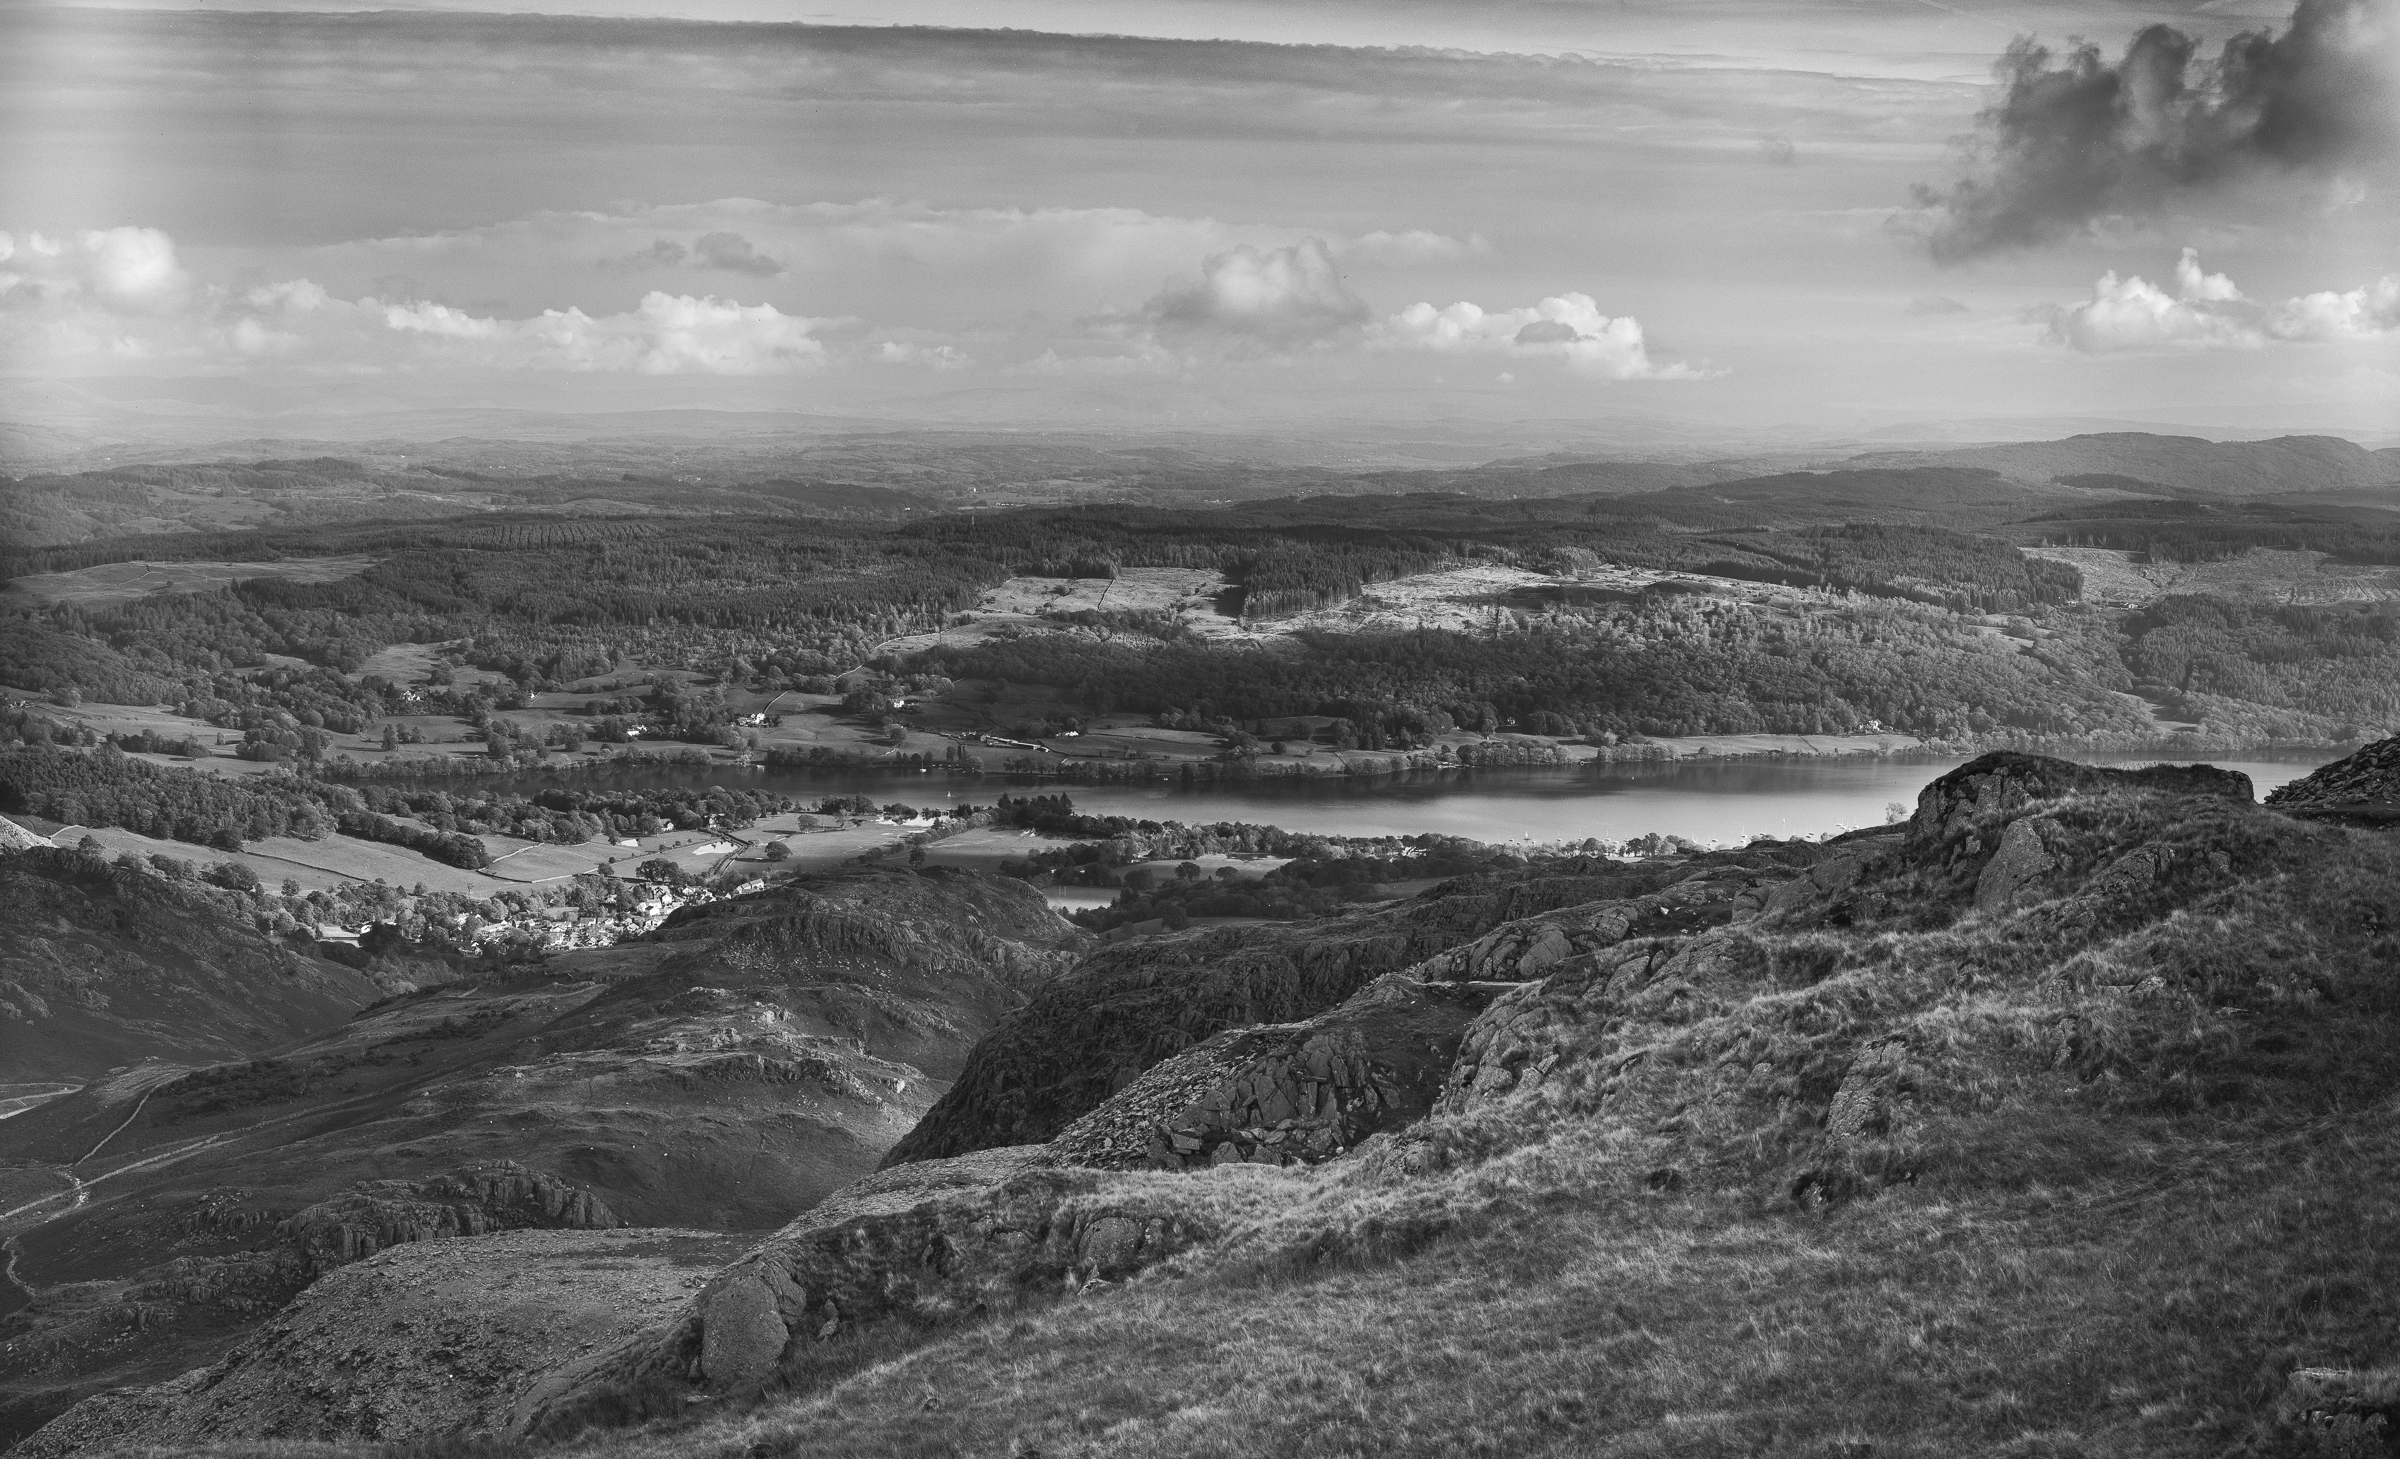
[
  {"left": 597, "top": 233, "right": 783, "bottom": 276},
  {"left": 691, "top": 231, "right": 785, "bottom": 277},
  {"left": 1512, "top": 318, "right": 1582, "bottom": 344},
  {"left": 1911, "top": 0, "right": 2397, "bottom": 261},
  {"left": 599, "top": 239, "right": 688, "bottom": 273}
]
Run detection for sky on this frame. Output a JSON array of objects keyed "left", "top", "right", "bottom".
[{"left": 1, "top": 0, "right": 2395, "bottom": 444}]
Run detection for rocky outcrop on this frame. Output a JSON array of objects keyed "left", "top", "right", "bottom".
[
  {"left": 520, "top": 1149, "right": 1234, "bottom": 1429},
  {"left": 2265, "top": 733, "right": 2400, "bottom": 823},
  {"left": 13, "top": 1228, "right": 754, "bottom": 1458},
  {"left": 1910, "top": 752, "right": 2252, "bottom": 857},
  {"left": 1972, "top": 816, "right": 2056, "bottom": 912},
  {"left": 1051, "top": 975, "right": 1493, "bottom": 1171},
  {"left": 95, "top": 1163, "right": 623, "bottom": 1332},
  {"left": 1438, "top": 936, "right": 1706, "bottom": 1114},
  {"left": 283, "top": 1163, "right": 618, "bottom": 1275},
  {"left": 1890, "top": 754, "right": 2254, "bottom": 920},
  {"left": 887, "top": 844, "right": 1832, "bottom": 1167},
  {"left": 0, "top": 817, "right": 55, "bottom": 851}
]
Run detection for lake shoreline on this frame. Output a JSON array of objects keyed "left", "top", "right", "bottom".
[{"left": 304, "top": 726, "right": 2355, "bottom": 790}]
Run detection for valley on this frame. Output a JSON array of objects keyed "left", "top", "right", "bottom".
[
  {"left": 4, "top": 426, "right": 2400, "bottom": 1458},
  {"left": 10, "top": 0, "right": 2398, "bottom": 1448}
]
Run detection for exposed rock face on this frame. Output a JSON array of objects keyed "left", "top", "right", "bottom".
[
  {"left": 1910, "top": 753, "right": 2252, "bottom": 859},
  {"left": 12, "top": 1228, "right": 753, "bottom": 1458},
  {"left": 1439, "top": 936, "right": 1718, "bottom": 1114},
  {"left": 283, "top": 1164, "right": 618, "bottom": 1274},
  {"left": 0, "top": 846, "right": 385, "bottom": 1081},
  {"left": 521, "top": 1149, "right": 1234, "bottom": 1429},
  {"left": 887, "top": 845, "right": 1833, "bottom": 1167},
  {"left": 2266, "top": 733, "right": 2400, "bottom": 822},
  {"left": 1050, "top": 975, "right": 1493, "bottom": 1171},
  {"left": 1887, "top": 754, "right": 2255, "bottom": 922},
  {"left": 0, "top": 818, "right": 55, "bottom": 851},
  {"left": 1972, "top": 816, "right": 2057, "bottom": 912}
]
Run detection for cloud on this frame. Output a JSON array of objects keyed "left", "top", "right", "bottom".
[
  {"left": 1, "top": 225, "right": 843, "bottom": 375},
  {"left": 874, "top": 339, "right": 971, "bottom": 370},
  {"left": 1911, "top": 0, "right": 2399, "bottom": 260},
  {"left": 1339, "top": 230, "right": 1492, "bottom": 266},
  {"left": 2041, "top": 247, "right": 2400, "bottom": 350},
  {"left": 0, "top": 227, "right": 191, "bottom": 311},
  {"left": 1380, "top": 293, "right": 1711, "bottom": 379},
  {"left": 1139, "top": 239, "right": 1371, "bottom": 346},
  {"left": 381, "top": 291, "right": 827, "bottom": 373},
  {"left": 598, "top": 239, "right": 690, "bottom": 273},
  {"left": 597, "top": 230, "right": 785, "bottom": 277},
  {"left": 690, "top": 231, "right": 785, "bottom": 276},
  {"left": 1906, "top": 294, "right": 1970, "bottom": 314}
]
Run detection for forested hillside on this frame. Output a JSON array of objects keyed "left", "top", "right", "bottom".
[{"left": 7, "top": 441, "right": 2397, "bottom": 762}]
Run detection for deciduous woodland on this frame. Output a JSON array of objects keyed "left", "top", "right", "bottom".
[{"left": 8, "top": 459, "right": 2400, "bottom": 766}]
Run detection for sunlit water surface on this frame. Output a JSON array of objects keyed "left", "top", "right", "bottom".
[{"left": 499, "top": 752, "right": 2336, "bottom": 850}]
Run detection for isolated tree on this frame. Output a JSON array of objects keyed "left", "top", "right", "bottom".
[{"left": 205, "top": 861, "right": 262, "bottom": 893}]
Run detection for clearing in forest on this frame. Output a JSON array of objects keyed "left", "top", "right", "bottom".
[{"left": 2, "top": 556, "right": 380, "bottom": 609}]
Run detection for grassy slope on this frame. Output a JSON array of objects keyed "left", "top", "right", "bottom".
[
  {"left": 0, "top": 866, "right": 1084, "bottom": 1449},
  {"left": 35, "top": 754, "right": 2400, "bottom": 1459},
  {"left": 527, "top": 758, "right": 2399, "bottom": 1459},
  {"left": 0, "top": 848, "right": 386, "bottom": 1081}
]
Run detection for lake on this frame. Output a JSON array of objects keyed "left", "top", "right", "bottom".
[{"left": 497, "top": 751, "right": 2339, "bottom": 851}]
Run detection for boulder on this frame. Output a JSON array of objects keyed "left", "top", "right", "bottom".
[{"left": 1972, "top": 817, "right": 2057, "bottom": 912}]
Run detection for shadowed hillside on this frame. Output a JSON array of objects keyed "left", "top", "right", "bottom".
[
  {"left": 0, "top": 862, "right": 1081, "bottom": 1450},
  {"left": 0, "top": 845, "right": 386, "bottom": 1082}
]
